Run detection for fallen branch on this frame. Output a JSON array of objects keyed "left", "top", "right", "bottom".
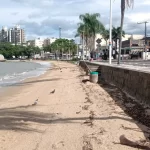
[{"left": 119, "top": 135, "right": 150, "bottom": 149}]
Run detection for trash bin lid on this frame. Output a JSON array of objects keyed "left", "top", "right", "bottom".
[{"left": 90, "top": 72, "right": 98, "bottom": 75}]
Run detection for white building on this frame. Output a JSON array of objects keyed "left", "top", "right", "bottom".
[
  {"left": 50, "top": 37, "right": 57, "bottom": 43},
  {"left": 122, "top": 34, "right": 144, "bottom": 41},
  {"left": 94, "top": 34, "right": 144, "bottom": 50},
  {"left": 34, "top": 38, "right": 43, "bottom": 48},
  {"left": 27, "top": 38, "right": 44, "bottom": 48}
]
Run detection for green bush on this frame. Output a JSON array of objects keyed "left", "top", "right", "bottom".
[{"left": 71, "top": 57, "right": 80, "bottom": 61}]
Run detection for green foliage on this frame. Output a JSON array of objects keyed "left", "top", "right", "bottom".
[
  {"left": 112, "top": 27, "right": 125, "bottom": 50},
  {"left": 76, "top": 13, "right": 104, "bottom": 51},
  {"left": 71, "top": 57, "right": 80, "bottom": 61},
  {"left": 101, "top": 29, "right": 109, "bottom": 42},
  {"left": 79, "top": 13, "right": 104, "bottom": 36},
  {"left": 49, "top": 38, "right": 77, "bottom": 55},
  {"left": 112, "top": 26, "right": 125, "bottom": 41},
  {"left": 0, "top": 42, "right": 41, "bottom": 59},
  {"left": 43, "top": 45, "right": 51, "bottom": 53}
]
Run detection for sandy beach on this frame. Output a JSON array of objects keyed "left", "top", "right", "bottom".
[{"left": 0, "top": 61, "right": 148, "bottom": 150}]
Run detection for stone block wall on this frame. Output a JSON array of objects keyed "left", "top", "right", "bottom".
[{"left": 79, "top": 61, "right": 150, "bottom": 104}]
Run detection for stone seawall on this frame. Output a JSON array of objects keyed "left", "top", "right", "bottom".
[{"left": 79, "top": 61, "right": 150, "bottom": 104}]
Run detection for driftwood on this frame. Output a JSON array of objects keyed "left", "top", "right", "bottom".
[{"left": 119, "top": 135, "right": 150, "bottom": 149}]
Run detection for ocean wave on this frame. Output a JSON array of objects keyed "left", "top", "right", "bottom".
[{"left": 0, "top": 61, "right": 51, "bottom": 88}]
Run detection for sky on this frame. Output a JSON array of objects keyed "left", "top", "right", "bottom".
[{"left": 1, "top": 0, "right": 150, "bottom": 40}]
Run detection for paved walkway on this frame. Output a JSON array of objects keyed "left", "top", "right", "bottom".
[{"left": 87, "top": 60, "right": 150, "bottom": 73}]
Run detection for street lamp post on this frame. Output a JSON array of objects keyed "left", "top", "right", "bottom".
[
  {"left": 59, "top": 26, "right": 63, "bottom": 59},
  {"left": 82, "top": 31, "right": 84, "bottom": 60},
  {"left": 137, "top": 21, "right": 149, "bottom": 60},
  {"left": 109, "top": 0, "right": 112, "bottom": 64},
  {"left": 76, "top": 43, "right": 78, "bottom": 56}
]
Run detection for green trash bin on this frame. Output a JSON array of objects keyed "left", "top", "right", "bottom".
[{"left": 90, "top": 72, "right": 98, "bottom": 83}]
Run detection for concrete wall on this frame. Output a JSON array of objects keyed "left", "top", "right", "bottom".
[{"left": 79, "top": 61, "right": 150, "bottom": 104}]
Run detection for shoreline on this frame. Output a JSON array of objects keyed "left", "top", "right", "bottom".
[
  {"left": 0, "top": 61, "right": 52, "bottom": 101},
  {"left": 0, "top": 60, "right": 51, "bottom": 95}
]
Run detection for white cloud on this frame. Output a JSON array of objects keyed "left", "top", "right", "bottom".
[
  {"left": 127, "top": 13, "right": 150, "bottom": 22},
  {"left": 0, "top": 0, "right": 148, "bottom": 40},
  {"left": 141, "top": 0, "right": 150, "bottom": 5}
]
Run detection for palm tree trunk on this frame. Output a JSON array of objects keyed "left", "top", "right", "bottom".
[
  {"left": 85, "top": 36, "right": 87, "bottom": 59},
  {"left": 106, "top": 40, "right": 108, "bottom": 49},
  {"left": 93, "top": 35, "right": 95, "bottom": 51},
  {"left": 89, "top": 37, "right": 92, "bottom": 52},
  {"left": 118, "top": 0, "right": 125, "bottom": 64},
  {"left": 115, "top": 39, "right": 117, "bottom": 51}
]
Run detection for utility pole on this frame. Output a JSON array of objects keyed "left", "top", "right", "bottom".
[
  {"left": 76, "top": 43, "right": 78, "bottom": 56},
  {"left": 59, "top": 27, "right": 61, "bottom": 39},
  {"left": 69, "top": 40, "right": 70, "bottom": 60},
  {"left": 82, "top": 31, "right": 84, "bottom": 60},
  {"left": 109, "top": 0, "right": 112, "bottom": 64},
  {"left": 137, "top": 21, "right": 149, "bottom": 60},
  {"left": 59, "top": 27, "right": 63, "bottom": 59}
]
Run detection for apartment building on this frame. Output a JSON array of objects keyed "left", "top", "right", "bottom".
[
  {"left": 0, "top": 26, "right": 9, "bottom": 42},
  {"left": 43, "top": 38, "right": 50, "bottom": 47},
  {"left": 43, "top": 37, "right": 57, "bottom": 47},
  {"left": 9, "top": 25, "right": 25, "bottom": 45},
  {"left": 0, "top": 25, "right": 25, "bottom": 45}
]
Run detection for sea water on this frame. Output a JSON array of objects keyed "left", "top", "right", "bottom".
[{"left": 0, "top": 61, "right": 50, "bottom": 89}]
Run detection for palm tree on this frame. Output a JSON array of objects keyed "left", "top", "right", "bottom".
[
  {"left": 76, "top": 13, "right": 104, "bottom": 52},
  {"left": 118, "top": 0, "right": 134, "bottom": 64},
  {"left": 101, "top": 29, "right": 109, "bottom": 49},
  {"left": 112, "top": 27, "right": 125, "bottom": 51}
]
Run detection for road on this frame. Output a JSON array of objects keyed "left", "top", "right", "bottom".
[{"left": 89, "top": 60, "right": 150, "bottom": 73}]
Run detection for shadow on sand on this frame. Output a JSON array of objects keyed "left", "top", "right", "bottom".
[
  {"left": 0, "top": 104, "right": 135, "bottom": 133},
  {"left": 98, "top": 81, "right": 150, "bottom": 139}
]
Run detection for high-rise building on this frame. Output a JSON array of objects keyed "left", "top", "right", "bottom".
[
  {"left": 8, "top": 25, "right": 25, "bottom": 45},
  {"left": 0, "top": 26, "right": 9, "bottom": 42},
  {"left": 43, "top": 37, "right": 57, "bottom": 47},
  {"left": 43, "top": 38, "right": 50, "bottom": 47}
]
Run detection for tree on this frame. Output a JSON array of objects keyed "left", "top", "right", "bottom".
[
  {"left": 112, "top": 27, "right": 125, "bottom": 51},
  {"left": 101, "top": 29, "right": 109, "bottom": 49},
  {"left": 118, "top": 0, "right": 134, "bottom": 64},
  {"left": 76, "top": 13, "right": 104, "bottom": 52},
  {"left": 0, "top": 43, "right": 41, "bottom": 59},
  {"left": 75, "top": 23, "right": 91, "bottom": 57},
  {"left": 50, "top": 38, "right": 77, "bottom": 60},
  {"left": 43, "top": 45, "right": 51, "bottom": 53}
]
